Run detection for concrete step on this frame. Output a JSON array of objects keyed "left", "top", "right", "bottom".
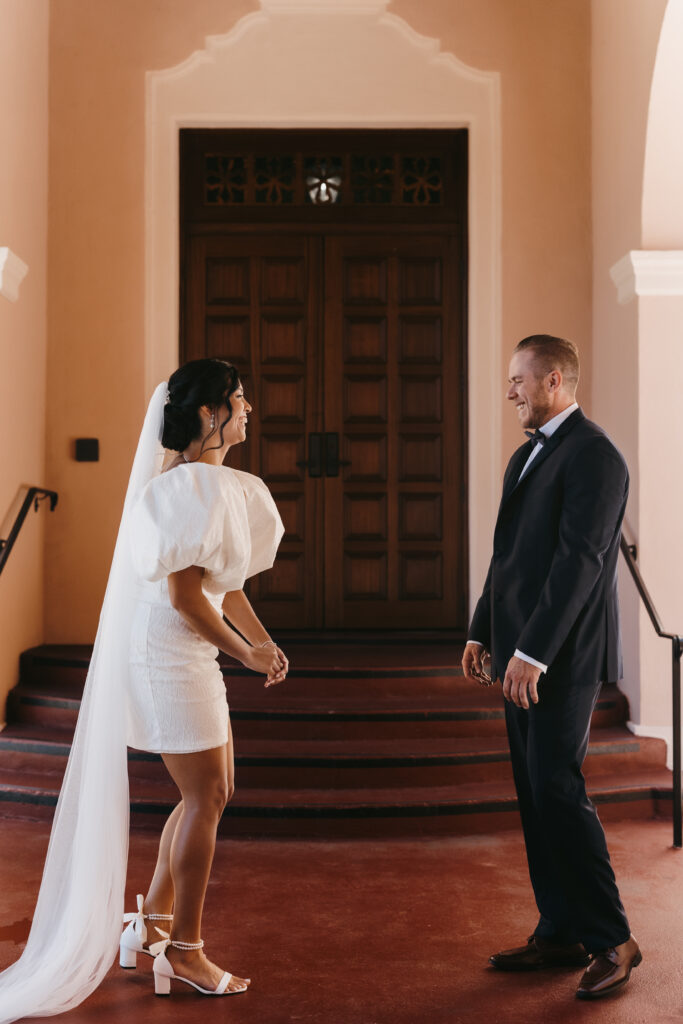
[
  {"left": 0, "top": 764, "right": 672, "bottom": 838},
  {"left": 0, "top": 722, "right": 667, "bottom": 789}
]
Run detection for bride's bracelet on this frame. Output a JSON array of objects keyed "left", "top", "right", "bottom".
[{"left": 258, "top": 639, "right": 278, "bottom": 650}]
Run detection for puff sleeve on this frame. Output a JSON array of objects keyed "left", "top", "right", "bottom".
[
  {"left": 129, "top": 464, "right": 283, "bottom": 594},
  {"left": 231, "top": 469, "right": 285, "bottom": 580},
  {"left": 129, "top": 465, "right": 243, "bottom": 585}
]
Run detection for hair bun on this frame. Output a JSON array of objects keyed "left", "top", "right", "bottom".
[{"left": 162, "top": 403, "right": 199, "bottom": 452}]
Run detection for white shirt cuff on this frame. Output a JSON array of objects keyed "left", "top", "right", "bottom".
[
  {"left": 514, "top": 649, "right": 548, "bottom": 673},
  {"left": 467, "top": 640, "right": 485, "bottom": 646}
]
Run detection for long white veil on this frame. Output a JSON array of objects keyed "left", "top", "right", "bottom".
[{"left": 0, "top": 382, "right": 168, "bottom": 1022}]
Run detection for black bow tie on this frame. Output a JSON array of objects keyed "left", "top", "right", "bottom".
[{"left": 525, "top": 429, "right": 546, "bottom": 445}]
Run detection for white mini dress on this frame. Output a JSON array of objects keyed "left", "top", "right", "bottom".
[{"left": 126, "top": 463, "right": 284, "bottom": 754}]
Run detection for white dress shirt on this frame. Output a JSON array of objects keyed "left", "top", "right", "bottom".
[
  {"left": 517, "top": 402, "right": 579, "bottom": 482},
  {"left": 469, "top": 403, "right": 580, "bottom": 676}
]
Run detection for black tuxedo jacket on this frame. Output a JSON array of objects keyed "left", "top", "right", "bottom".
[{"left": 468, "top": 409, "right": 629, "bottom": 686}]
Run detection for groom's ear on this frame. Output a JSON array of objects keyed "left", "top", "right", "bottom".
[{"left": 546, "top": 369, "right": 563, "bottom": 393}]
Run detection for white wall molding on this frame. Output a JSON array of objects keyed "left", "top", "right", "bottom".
[
  {"left": 610, "top": 249, "right": 683, "bottom": 304},
  {"left": 0, "top": 247, "right": 28, "bottom": 302},
  {"left": 145, "top": 0, "right": 502, "bottom": 606}
]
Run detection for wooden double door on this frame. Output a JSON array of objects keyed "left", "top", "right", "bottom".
[
  {"left": 184, "top": 229, "right": 466, "bottom": 630},
  {"left": 180, "top": 129, "right": 468, "bottom": 631}
]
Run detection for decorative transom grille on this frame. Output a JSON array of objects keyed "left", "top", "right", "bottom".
[
  {"left": 203, "top": 152, "right": 444, "bottom": 206},
  {"left": 205, "top": 156, "right": 247, "bottom": 204},
  {"left": 254, "top": 155, "right": 296, "bottom": 204}
]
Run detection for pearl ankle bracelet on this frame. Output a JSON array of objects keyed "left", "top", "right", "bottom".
[{"left": 170, "top": 938, "right": 204, "bottom": 951}]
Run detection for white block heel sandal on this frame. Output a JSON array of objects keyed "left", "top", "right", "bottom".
[
  {"left": 150, "top": 936, "right": 248, "bottom": 996},
  {"left": 119, "top": 894, "right": 173, "bottom": 969}
]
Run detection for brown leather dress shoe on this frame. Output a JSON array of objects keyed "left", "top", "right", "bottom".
[
  {"left": 490, "top": 935, "right": 592, "bottom": 971},
  {"left": 576, "top": 935, "right": 642, "bottom": 999}
]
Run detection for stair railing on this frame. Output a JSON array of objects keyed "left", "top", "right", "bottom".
[
  {"left": 0, "top": 487, "right": 58, "bottom": 577},
  {"left": 620, "top": 534, "right": 683, "bottom": 848}
]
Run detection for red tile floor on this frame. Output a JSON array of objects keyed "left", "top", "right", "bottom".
[{"left": 0, "top": 818, "right": 681, "bottom": 1024}]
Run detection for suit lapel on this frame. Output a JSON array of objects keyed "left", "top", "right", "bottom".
[
  {"left": 505, "top": 408, "right": 585, "bottom": 503},
  {"left": 501, "top": 441, "right": 534, "bottom": 506}
]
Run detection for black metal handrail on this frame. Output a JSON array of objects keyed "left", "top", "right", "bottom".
[
  {"left": 620, "top": 533, "right": 682, "bottom": 848},
  {"left": 0, "top": 487, "right": 58, "bottom": 577}
]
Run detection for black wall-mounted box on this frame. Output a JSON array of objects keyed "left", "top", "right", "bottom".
[{"left": 75, "top": 438, "right": 99, "bottom": 462}]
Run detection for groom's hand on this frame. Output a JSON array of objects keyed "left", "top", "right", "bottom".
[
  {"left": 462, "top": 642, "right": 491, "bottom": 686},
  {"left": 503, "top": 656, "right": 542, "bottom": 709}
]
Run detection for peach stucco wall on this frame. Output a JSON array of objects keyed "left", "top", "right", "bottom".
[
  {"left": 0, "top": 0, "right": 49, "bottom": 716},
  {"left": 642, "top": 0, "right": 683, "bottom": 247},
  {"left": 392, "top": 0, "right": 593, "bottom": 459},
  {"left": 45, "top": 0, "right": 592, "bottom": 641},
  {"left": 635, "top": 0, "right": 683, "bottom": 745},
  {"left": 591, "top": 0, "right": 669, "bottom": 729},
  {"left": 45, "top": 0, "right": 256, "bottom": 642}
]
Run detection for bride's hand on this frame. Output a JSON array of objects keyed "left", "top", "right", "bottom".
[
  {"left": 273, "top": 645, "right": 289, "bottom": 678},
  {"left": 265, "top": 645, "right": 289, "bottom": 688},
  {"left": 242, "top": 645, "right": 288, "bottom": 687}
]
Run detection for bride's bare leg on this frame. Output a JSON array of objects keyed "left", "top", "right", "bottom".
[
  {"left": 160, "top": 727, "right": 246, "bottom": 993},
  {"left": 142, "top": 723, "right": 236, "bottom": 947},
  {"left": 140, "top": 802, "right": 183, "bottom": 946}
]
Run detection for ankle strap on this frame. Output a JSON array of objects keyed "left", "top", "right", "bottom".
[
  {"left": 170, "top": 938, "right": 204, "bottom": 951},
  {"left": 122, "top": 894, "right": 147, "bottom": 938},
  {"left": 147, "top": 912, "right": 173, "bottom": 920}
]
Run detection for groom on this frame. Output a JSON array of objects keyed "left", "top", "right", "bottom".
[{"left": 462, "top": 335, "right": 641, "bottom": 1000}]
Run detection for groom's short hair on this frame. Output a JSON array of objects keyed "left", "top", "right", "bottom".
[{"left": 515, "top": 334, "right": 580, "bottom": 392}]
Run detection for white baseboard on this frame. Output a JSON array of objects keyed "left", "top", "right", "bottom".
[{"left": 627, "top": 721, "right": 677, "bottom": 771}]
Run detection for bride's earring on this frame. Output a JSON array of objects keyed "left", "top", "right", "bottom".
[{"left": 210, "top": 413, "right": 215, "bottom": 430}]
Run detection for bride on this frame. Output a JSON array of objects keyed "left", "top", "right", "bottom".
[{"left": 0, "top": 358, "right": 286, "bottom": 1019}]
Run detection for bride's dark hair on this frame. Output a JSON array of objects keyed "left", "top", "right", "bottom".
[{"left": 162, "top": 358, "right": 241, "bottom": 454}]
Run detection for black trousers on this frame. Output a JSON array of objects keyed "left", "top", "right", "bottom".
[{"left": 504, "top": 677, "right": 630, "bottom": 953}]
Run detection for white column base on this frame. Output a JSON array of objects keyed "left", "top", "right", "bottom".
[{"left": 0, "top": 247, "right": 28, "bottom": 301}]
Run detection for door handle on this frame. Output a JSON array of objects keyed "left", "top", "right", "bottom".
[
  {"left": 296, "top": 433, "right": 323, "bottom": 477},
  {"left": 324, "top": 432, "right": 351, "bottom": 477}
]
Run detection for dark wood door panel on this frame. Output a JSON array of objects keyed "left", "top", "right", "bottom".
[
  {"left": 324, "top": 233, "right": 466, "bottom": 630},
  {"left": 185, "top": 233, "right": 323, "bottom": 628}
]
